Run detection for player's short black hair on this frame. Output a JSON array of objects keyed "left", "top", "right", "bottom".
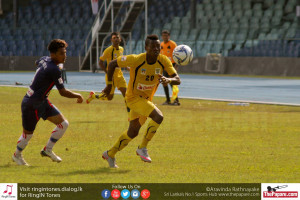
[
  {"left": 47, "top": 39, "right": 68, "bottom": 53},
  {"left": 111, "top": 32, "right": 120, "bottom": 38},
  {"left": 162, "top": 30, "right": 170, "bottom": 35},
  {"left": 145, "top": 34, "right": 159, "bottom": 47}
]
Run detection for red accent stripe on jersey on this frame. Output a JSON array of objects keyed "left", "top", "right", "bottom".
[
  {"left": 44, "top": 82, "right": 55, "bottom": 97},
  {"left": 35, "top": 109, "right": 39, "bottom": 121},
  {"left": 47, "top": 99, "right": 54, "bottom": 108},
  {"left": 17, "top": 140, "right": 21, "bottom": 144},
  {"left": 22, "top": 132, "right": 26, "bottom": 139},
  {"left": 52, "top": 130, "right": 58, "bottom": 134}
]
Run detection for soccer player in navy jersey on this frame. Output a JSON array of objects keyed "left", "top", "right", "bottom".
[{"left": 12, "top": 39, "right": 83, "bottom": 166}]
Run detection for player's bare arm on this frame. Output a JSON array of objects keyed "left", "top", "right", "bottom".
[
  {"left": 102, "top": 59, "right": 118, "bottom": 96},
  {"left": 99, "top": 59, "right": 107, "bottom": 73},
  {"left": 158, "top": 73, "right": 181, "bottom": 86},
  {"left": 58, "top": 88, "right": 83, "bottom": 103}
]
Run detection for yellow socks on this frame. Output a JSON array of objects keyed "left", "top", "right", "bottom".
[
  {"left": 171, "top": 85, "right": 179, "bottom": 103},
  {"left": 108, "top": 131, "right": 132, "bottom": 158},
  {"left": 139, "top": 120, "right": 160, "bottom": 149},
  {"left": 107, "top": 120, "right": 161, "bottom": 158}
]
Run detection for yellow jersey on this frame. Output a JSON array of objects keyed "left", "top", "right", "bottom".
[
  {"left": 100, "top": 45, "right": 124, "bottom": 78},
  {"left": 117, "top": 52, "right": 177, "bottom": 101}
]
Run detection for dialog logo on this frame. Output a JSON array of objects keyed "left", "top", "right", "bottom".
[
  {"left": 262, "top": 183, "right": 300, "bottom": 199},
  {"left": 101, "top": 189, "right": 111, "bottom": 199},
  {"left": 121, "top": 189, "right": 130, "bottom": 199},
  {"left": 131, "top": 189, "right": 140, "bottom": 199},
  {"left": 137, "top": 83, "right": 156, "bottom": 91},
  {"left": 0, "top": 183, "right": 18, "bottom": 200},
  {"left": 141, "top": 189, "right": 150, "bottom": 199},
  {"left": 111, "top": 189, "right": 120, "bottom": 199}
]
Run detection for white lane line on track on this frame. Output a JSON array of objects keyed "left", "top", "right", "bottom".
[{"left": 1, "top": 85, "right": 299, "bottom": 106}]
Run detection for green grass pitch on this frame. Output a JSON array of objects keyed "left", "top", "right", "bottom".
[{"left": 0, "top": 86, "right": 299, "bottom": 183}]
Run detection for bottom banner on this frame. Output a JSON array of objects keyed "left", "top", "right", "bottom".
[{"left": 0, "top": 183, "right": 262, "bottom": 200}]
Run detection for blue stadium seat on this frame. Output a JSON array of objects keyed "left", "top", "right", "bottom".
[
  {"left": 0, "top": 0, "right": 294, "bottom": 57},
  {"left": 27, "top": 51, "right": 34, "bottom": 56},
  {"left": 0, "top": 19, "right": 6, "bottom": 28},
  {"left": 16, "top": 40, "right": 26, "bottom": 48}
]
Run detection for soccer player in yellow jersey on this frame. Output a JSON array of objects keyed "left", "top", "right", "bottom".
[
  {"left": 101, "top": 35, "right": 181, "bottom": 168},
  {"left": 86, "top": 32, "right": 130, "bottom": 113}
]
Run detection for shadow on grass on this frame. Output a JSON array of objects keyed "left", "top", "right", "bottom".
[
  {"left": 45, "top": 168, "right": 131, "bottom": 176},
  {"left": 0, "top": 163, "right": 14, "bottom": 168},
  {"left": 0, "top": 162, "right": 39, "bottom": 169}
]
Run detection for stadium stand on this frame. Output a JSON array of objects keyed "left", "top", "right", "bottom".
[
  {"left": 130, "top": 0, "right": 299, "bottom": 57},
  {"left": 126, "top": 0, "right": 191, "bottom": 55},
  {"left": 0, "top": 0, "right": 299, "bottom": 57},
  {"left": 0, "top": 0, "right": 94, "bottom": 57},
  {"left": 197, "top": 0, "right": 300, "bottom": 57}
]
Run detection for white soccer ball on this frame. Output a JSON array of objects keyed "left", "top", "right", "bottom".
[{"left": 172, "top": 45, "right": 193, "bottom": 66}]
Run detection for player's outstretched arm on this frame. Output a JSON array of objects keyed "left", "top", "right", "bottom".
[
  {"left": 58, "top": 88, "right": 83, "bottom": 103},
  {"left": 102, "top": 59, "right": 118, "bottom": 96},
  {"left": 158, "top": 73, "right": 181, "bottom": 86}
]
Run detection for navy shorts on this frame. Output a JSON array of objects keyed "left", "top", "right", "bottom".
[{"left": 21, "top": 97, "right": 61, "bottom": 131}]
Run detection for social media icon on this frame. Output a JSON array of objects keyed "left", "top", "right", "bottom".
[
  {"left": 111, "top": 189, "right": 120, "bottom": 199},
  {"left": 101, "top": 189, "right": 111, "bottom": 199},
  {"left": 121, "top": 189, "right": 130, "bottom": 199},
  {"left": 141, "top": 189, "right": 150, "bottom": 199},
  {"left": 131, "top": 189, "right": 140, "bottom": 199}
]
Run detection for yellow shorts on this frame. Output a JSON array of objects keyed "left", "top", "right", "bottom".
[
  {"left": 126, "top": 96, "right": 156, "bottom": 125},
  {"left": 105, "top": 72, "right": 127, "bottom": 95}
]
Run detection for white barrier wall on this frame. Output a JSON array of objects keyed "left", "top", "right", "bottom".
[
  {"left": 1, "top": 56, "right": 300, "bottom": 77},
  {"left": 0, "top": 56, "right": 79, "bottom": 71},
  {"left": 177, "top": 57, "right": 300, "bottom": 77}
]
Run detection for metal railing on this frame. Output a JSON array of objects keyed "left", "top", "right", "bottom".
[
  {"left": 79, "top": 0, "right": 146, "bottom": 71},
  {"left": 79, "top": 0, "right": 113, "bottom": 60}
]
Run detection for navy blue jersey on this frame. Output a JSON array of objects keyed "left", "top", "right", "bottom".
[{"left": 26, "top": 56, "right": 64, "bottom": 100}]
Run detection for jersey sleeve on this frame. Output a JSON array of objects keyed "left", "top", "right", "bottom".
[
  {"left": 160, "top": 42, "right": 164, "bottom": 52},
  {"left": 163, "top": 56, "right": 177, "bottom": 76},
  {"left": 100, "top": 48, "right": 109, "bottom": 61},
  {"left": 35, "top": 56, "right": 47, "bottom": 66},
  {"left": 35, "top": 57, "right": 42, "bottom": 66},
  {"left": 52, "top": 67, "right": 65, "bottom": 89},
  {"left": 117, "top": 54, "right": 137, "bottom": 69}
]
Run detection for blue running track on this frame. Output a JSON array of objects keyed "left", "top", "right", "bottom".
[{"left": 0, "top": 72, "right": 299, "bottom": 106}]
